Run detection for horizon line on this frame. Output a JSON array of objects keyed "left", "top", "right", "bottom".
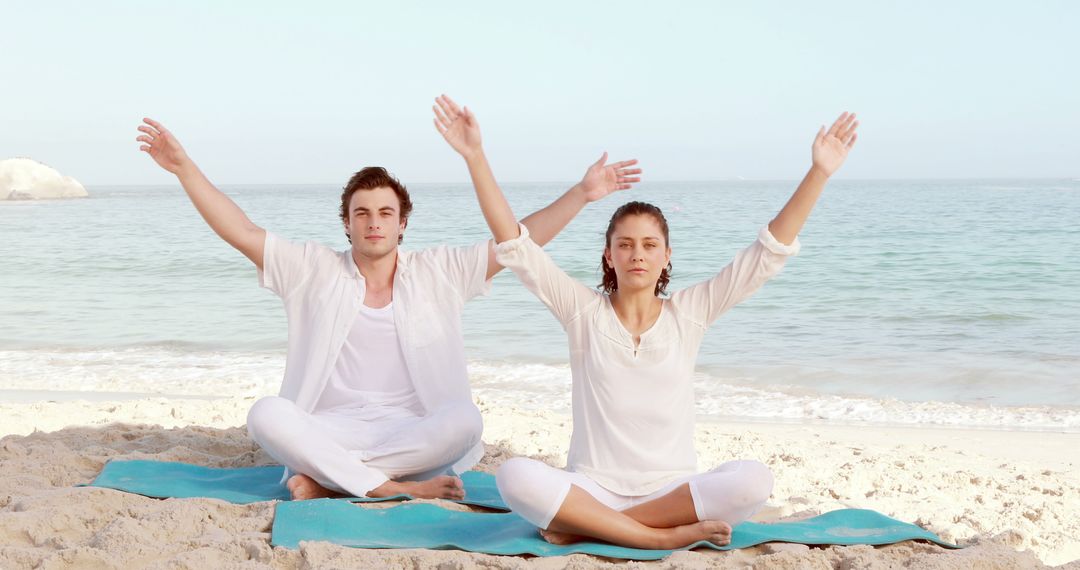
[{"left": 86, "top": 176, "right": 1080, "bottom": 188}]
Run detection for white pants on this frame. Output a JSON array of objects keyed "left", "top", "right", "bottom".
[
  {"left": 495, "top": 457, "right": 774, "bottom": 529},
  {"left": 246, "top": 396, "right": 482, "bottom": 497}
]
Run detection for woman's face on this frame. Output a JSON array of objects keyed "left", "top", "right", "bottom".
[{"left": 604, "top": 214, "right": 672, "bottom": 295}]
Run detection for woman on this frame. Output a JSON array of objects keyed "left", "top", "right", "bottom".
[{"left": 434, "top": 95, "right": 858, "bottom": 549}]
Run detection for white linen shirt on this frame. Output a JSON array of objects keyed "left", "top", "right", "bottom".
[
  {"left": 258, "top": 231, "right": 493, "bottom": 477},
  {"left": 494, "top": 224, "right": 800, "bottom": 495}
]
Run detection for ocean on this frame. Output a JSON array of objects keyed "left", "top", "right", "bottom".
[{"left": 2, "top": 180, "right": 1078, "bottom": 431}]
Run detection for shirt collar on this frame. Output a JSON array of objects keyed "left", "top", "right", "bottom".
[{"left": 343, "top": 247, "right": 412, "bottom": 280}]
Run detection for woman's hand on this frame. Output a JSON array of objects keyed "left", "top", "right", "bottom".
[{"left": 811, "top": 112, "right": 859, "bottom": 177}]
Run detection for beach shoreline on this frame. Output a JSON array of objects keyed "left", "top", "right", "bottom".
[{"left": 1, "top": 395, "right": 1076, "bottom": 568}]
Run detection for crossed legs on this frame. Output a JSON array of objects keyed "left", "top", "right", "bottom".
[
  {"left": 496, "top": 458, "right": 773, "bottom": 549},
  {"left": 246, "top": 396, "right": 482, "bottom": 500}
]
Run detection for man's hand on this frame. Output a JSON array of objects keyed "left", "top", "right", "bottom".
[
  {"left": 137, "top": 118, "right": 193, "bottom": 175},
  {"left": 433, "top": 94, "right": 483, "bottom": 160},
  {"left": 811, "top": 112, "right": 859, "bottom": 177},
  {"left": 577, "top": 152, "right": 642, "bottom": 203},
  {"left": 135, "top": 116, "right": 265, "bottom": 268}
]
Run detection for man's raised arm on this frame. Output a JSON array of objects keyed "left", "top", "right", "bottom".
[{"left": 137, "top": 118, "right": 266, "bottom": 269}]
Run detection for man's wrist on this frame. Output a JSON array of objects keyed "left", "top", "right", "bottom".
[
  {"left": 568, "top": 183, "right": 590, "bottom": 204},
  {"left": 174, "top": 159, "right": 201, "bottom": 180}
]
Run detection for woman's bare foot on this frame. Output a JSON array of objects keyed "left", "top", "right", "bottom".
[
  {"left": 367, "top": 475, "right": 465, "bottom": 500},
  {"left": 657, "top": 520, "right": 732, "bottom": 549},
  {"left": 286, "top": 474, "right": 338, "bottom": 500},
  {"left": 543, "top": 520, "right": 731, "bottom": 549},
  {"left": 539, "top": 528, "right": 589, "bottom": 545}
]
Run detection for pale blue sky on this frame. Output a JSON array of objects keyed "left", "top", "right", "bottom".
[{"left": 2, "top": 1, "right": 1077, "bottom": 185}]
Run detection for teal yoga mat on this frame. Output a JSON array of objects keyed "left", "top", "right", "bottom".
[
  {"left": 84, "top": 459, "right": 508, "bottom": 510},
  {"left": 271, "top": 501, "right": 959, "bottom": 559}
]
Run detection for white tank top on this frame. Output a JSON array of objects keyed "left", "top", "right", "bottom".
[{"left": 314, "top": 302, "right": 424, "bottom": 419}]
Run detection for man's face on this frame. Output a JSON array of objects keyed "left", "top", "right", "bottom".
[{"left": 344, "top": 186, "right": 406, "bottom": 261}]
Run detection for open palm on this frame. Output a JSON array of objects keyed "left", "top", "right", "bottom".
[
  {"left": 812, "top": 112, "right": 859, "bottom": 177},
  {"left": 136, "top": 118, "right": 190, "bottom": 174},
  {"left": 579, "top": 153, "right": 642, "bottom": 202},
  {"left": 433, "top": 94, "right": 482, "bottom": 158}
]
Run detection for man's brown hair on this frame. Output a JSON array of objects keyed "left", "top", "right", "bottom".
[{"left": 339, "top": 167, "right": 414, "bottom": 244}]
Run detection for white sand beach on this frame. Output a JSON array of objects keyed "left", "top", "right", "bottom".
[{"left": 1, "top": 393, "right": 1077, "bottom": 569}]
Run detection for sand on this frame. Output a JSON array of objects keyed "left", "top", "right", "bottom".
[{"left": 1, "top": 394, "right": 1077, "bottom": 569}]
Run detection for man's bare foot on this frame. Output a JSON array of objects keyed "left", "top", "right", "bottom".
[
  {"left": 367, "top": 475, "right": 465, "bottom": 500},
  {"left": 286, "top": 474, "right": 338, "bottom": 501},
  {"left": 539, "top": 528, "right": 588, "bottom": 545},
  {"left": 657, "top": 520, "right": 732, "bottom": 549}
]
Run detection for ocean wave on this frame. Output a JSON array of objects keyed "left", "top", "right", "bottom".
[
  {"left": 0, "top": 347, "right": 283, "bottom": 397},
  {"left": 1, "top": 347, "right": 1077, "bottom": 432},
  {"left": 467, "top": 360, "right": 1080, "bottom": 432}
]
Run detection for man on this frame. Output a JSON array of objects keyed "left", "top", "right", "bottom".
[{"left": 135, "top": 96, "right": 641, "bottom": 500}]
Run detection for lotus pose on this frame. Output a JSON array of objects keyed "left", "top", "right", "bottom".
[
  {"left": 435, "top": 97, "right": 858, "bottom": 549},
  {"left": 135, "top": 103, "right": 640, "bottom": 502}
]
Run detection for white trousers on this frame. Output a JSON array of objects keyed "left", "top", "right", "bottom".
[
  {"left": 495, "top": 457, "right": 774, "bottom": 529},
  {"left": 246, "top": 396, "right": 482, "bottom": 497}
]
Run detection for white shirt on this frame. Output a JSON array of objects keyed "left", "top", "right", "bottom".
[
  {"left": 315, "top": 302, "right": 425, "bottom": 420},
  {"left": 494, "top": 224, "right": 800, "bottom": 495},
  {"left": 258, "top": 232, "right": 493, "bottom": 474}
]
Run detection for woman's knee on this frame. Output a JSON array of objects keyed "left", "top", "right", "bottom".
[
  {"left": 495, "top": 457, "right": 546, "bottom": 505},
  {"left": 495, "top": 457, "right": 568, "bottom": 527},
  {"left": 694, "top": 459, "right": 775, "bottom": 521},
  {"left": 738, "top": 460, "right": 775, "bottom": 504}
]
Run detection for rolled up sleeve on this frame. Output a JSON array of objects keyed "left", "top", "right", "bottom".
[
  {"left": 495, "top": 224, "right": 598, "bottom": 327},
  {"left": 671, "top": 225, "right": 799, "bottom": 328}
]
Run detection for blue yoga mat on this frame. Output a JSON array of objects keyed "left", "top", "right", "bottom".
[
  {"left": 271, "top": 501, "right": 959, "bottom": 559},
  {"left": 84, "top": 459, "right": 508, "bottom": 510}
]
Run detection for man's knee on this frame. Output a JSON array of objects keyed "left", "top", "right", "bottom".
[
  {"left": 432, "top": 402, "right": 483, "bottom": 448},
  {"left": 246, "top": 396, "right": 297, "bottom": 445}
]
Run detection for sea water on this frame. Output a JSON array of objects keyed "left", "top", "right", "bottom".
[{"left": 2, "top": 180, "right": 1078, "bottom": 431}]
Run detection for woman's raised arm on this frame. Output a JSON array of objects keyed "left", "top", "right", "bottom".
[{"left": 768, "top": 112, "right": 859, "bottom": 245}]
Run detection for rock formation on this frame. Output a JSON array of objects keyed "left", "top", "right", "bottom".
[{"left": 0, "top": 158, "right": 88, "bottom": 200}]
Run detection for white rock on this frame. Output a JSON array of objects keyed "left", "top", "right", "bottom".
[{"left": 0, "top": 158, "right": 88, "bottom": 200}]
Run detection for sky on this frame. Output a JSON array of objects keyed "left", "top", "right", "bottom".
[{"left": 2, "top": 0, "right": 1077, "bottom": 185}]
